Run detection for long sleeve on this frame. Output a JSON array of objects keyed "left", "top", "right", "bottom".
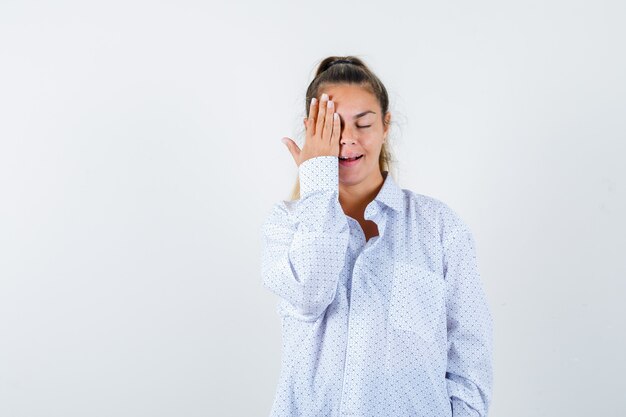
[
  {"left": 441, "top": 205, "right": 494, "bottom": 417},
  {"left": 261, "top": 156, "right": 350, "bottom": 322}
]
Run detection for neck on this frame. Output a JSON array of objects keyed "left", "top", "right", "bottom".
[{"left": 339, "top": 171, "right": 385, "bottom": 218}]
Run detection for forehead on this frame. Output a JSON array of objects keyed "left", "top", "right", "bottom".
[{"left": 319, "top": 84, "right": 379, "bottom": 113}]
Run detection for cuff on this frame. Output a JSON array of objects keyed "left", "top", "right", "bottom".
[{"left": 299, "top": 156, "right": 339, "bottom": 197}]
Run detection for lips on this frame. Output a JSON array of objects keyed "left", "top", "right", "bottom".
[
  {"left": 338, "top": 155, "right": 363, "bottom": 161},
  {"left": 338, "top": 154, "right": 363, "bottom": 167}
]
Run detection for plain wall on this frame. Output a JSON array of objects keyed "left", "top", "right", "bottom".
[{"left": 1, "top": 1, "right": 624, "bottom": 416}]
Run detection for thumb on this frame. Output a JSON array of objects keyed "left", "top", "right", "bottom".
[{"left": 281, "top": 137, "right": 300, "bottom": 165}]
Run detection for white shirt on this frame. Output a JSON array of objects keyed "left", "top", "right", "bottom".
[{"left": 260, "top": 156, "right": 493, "bottom": 417}]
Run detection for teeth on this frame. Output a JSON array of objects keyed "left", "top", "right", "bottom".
[{"left": 339, "top": 155, "right": 362, "bottom": 160}]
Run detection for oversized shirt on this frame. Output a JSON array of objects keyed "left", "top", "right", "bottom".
[{"left": 260, "top": 156, "right": 493, "bottom": 417}]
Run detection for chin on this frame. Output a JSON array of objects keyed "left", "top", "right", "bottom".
[{"left": 339, "top": 169, "right": 367, "bottom": 186}]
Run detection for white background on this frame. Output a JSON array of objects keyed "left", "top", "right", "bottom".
[{"left": 1, "top": 1, "right": 624, "bottom": 416}]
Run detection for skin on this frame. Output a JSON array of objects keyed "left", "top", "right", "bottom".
[{"left": 282, "top": 83, "right": 391, "bottom": 241}]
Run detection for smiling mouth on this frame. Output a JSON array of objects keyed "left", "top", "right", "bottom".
[{"left": 338, "top": 155, "right": 363, "bottom": 161}]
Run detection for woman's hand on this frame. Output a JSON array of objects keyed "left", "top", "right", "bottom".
[{"left": 282, "top": 93, "right": 341, "bottom": 167}]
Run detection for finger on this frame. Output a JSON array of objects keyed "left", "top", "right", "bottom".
[
  {"left": 315, "top": 94, "right": 328, "bottom": 138},
  {"left": 330, "top": 112, "right": 341, "bottom": 153},
  {"left": 324, "top": 99, "right": 334, "bottom": 143},
  {"left": 306, "top": 97, "right": 317, "bottom": 138},
  {"left": 281, "top": 137, "right": 301, "bottom": 165}
]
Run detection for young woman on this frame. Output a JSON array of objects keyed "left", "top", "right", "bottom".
[{"left": 261, "top": 56, "right": 493, "bottom": 417}]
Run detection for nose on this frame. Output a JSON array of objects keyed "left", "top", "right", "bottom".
[{"left": 339, "top": 125, "right": 357, "bottom": 145}]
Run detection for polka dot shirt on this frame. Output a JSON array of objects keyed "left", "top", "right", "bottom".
[{"left": 261, "top": 156, "right": 493, "bottom": 417}]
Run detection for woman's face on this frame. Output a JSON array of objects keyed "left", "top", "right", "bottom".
[{"left": 317, "top": 83, "right": 390, "bottom": 188}]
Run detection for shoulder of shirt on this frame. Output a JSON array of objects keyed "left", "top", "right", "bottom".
[
  {"left": 400, "top": 188, "right": 471, "bottom": 233},
  {"left": 399, "top": 188, "right": 451, "bottom": 216}
]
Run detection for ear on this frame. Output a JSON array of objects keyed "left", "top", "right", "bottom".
[{"left": 383, "top": 111, "right": 391, "bottom": 139}]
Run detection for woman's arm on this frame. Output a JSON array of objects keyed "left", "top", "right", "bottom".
[
  {"left": 441, "top": 205, "right": 494, "bottom": 416},
  {"left": 261, "top": 156, "right": 350, "bottom": 322}
]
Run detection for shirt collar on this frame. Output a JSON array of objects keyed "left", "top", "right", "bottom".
[{"left": 374, "top": 171, "right": 404, "bottom": 213}]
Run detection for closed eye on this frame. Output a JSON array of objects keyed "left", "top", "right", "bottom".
[{"left": 357, "top": 125, "right": 371, "bottom": 129}]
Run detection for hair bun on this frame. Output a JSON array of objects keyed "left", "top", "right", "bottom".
[
  {"left": 316, "top": 56, "right": 366, "bottom": 75},
  {"left": 328, "top": 59, "right": 354, "bottom": 67}
]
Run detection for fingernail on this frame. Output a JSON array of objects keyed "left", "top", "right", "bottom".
[
  {"left": 321, "top": 93, "right": 328, "bottom": 101},
  {"left": 328, "top": 100, "right": 333, "bottom": 108},
  {"left": 281, "top": 138, "right": 288, "bottom": 145},
  {"left": 311, "top": 97, "right": 317, "bottom": 105}
]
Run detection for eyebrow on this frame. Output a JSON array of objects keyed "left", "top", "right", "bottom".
[{"left": 353, "top": 111, "right": 376, "bottom": 120}]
